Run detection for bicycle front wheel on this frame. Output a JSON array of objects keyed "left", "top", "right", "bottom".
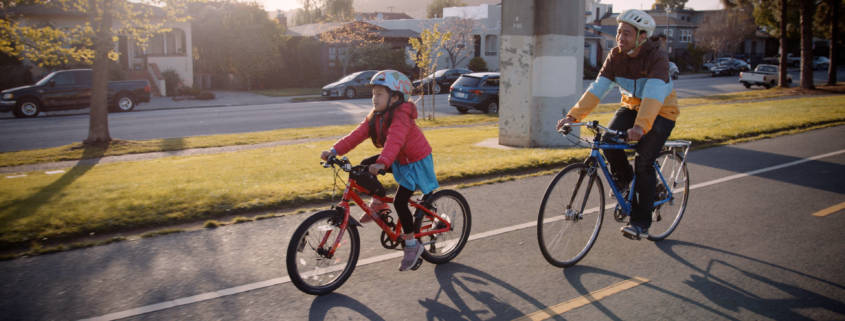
[
  {"left": 537, "top": 163, "right": 605, "bottom": 268},
  {"left": 286, "top": 209, "right": 360, "bottom": 295},
  {"left": 419, "top": 189, "right": 471, "bottom": 264},
  {"left": 648, "top": 150, "right": 689, "bottom": 241}
]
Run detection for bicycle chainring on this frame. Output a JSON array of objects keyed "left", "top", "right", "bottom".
[{"left": 379, "top": 215, "right": 400, "bottom": 249}]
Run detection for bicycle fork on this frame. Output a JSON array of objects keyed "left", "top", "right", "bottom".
[{"left": 566, "top": 165, "right": 597, "bottom": 221}]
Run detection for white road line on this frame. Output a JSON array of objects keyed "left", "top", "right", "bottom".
[{"left": 78, "top": 148, "right": 845, "bottom": 321}]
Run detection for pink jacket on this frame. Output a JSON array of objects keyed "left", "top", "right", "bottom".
[{"left": 333, "top": 102, "right": 432, "bottom": 168}]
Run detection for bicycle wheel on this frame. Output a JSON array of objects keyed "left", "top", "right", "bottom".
[
  {"left": 418, "top": 189, "right": 472, "bottom": 264},
  {"left": 537, "top": 163, "right": 605, "bottom": 268},
  {"left": 286, "top": 209, "right": 360, "bottom": 295},
  {"left": 647, "top": 150, "right": 689, "bottom": 241}
]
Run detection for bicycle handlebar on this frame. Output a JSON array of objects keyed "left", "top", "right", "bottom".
[
  {"left": 559, "top": 120, "right": 627, "bottom": 142},
  {"left": 322, "top": 155, "right": 387, "bottom": 175}
]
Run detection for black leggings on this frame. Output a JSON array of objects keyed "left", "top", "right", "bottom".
[{"left": 361, "top": 155, "right": 416, "bottom": 233}]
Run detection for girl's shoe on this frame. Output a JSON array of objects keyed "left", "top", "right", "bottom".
[{"left": 399, "top": 241, "right": 425, "bottom": 271}]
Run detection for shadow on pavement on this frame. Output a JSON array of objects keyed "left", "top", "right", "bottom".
[
  {"left": 655, "top": 239, "right": 845, "bottom": 320},
  {"left": 308, "top": 292, "right": 387, "bottom": 321}
]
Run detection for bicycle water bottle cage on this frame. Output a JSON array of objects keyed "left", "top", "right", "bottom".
[{"left": 350, "top": 166, "right": 387, "bottom": 196}]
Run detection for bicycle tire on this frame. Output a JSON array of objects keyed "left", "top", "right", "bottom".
[
  {"left": 418, "top": 189, "right": 472, "bottom": 264},
  {"left": 537, "top": 163, "right": 605, "bottom": 267},
  {"left": 286, "top": 209, "right": 360, "bottom": 295},
  {"left": 647, "top": 150, "right": 689, "bottom": 241}
]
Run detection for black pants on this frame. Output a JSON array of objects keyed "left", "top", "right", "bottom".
[
  {"left": 604, "top": 108, "right": 675, "bottom": 229},
  {"left": 361, "top": 155, "right": 415, "bottom": 233}
]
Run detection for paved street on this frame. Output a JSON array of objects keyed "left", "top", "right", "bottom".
[
  {"left": 1, "top": 68, "right": 841, "bottom": 153},
  {"left": 2, "top": 126, "right": 843, "bottom": 320}
]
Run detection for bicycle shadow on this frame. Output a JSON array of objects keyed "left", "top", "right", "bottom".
[
  {"left": 307, "top": 292, "right": 387, "bottom": 321},
  {"left": 655, "top": 239, "right": 845, "bottom": 319},
  {"left": 422, "top": 262, "right": 551, "bottom": 321},
  {"left": 561, "top": 265, "right": 739, "bottom": 320}
]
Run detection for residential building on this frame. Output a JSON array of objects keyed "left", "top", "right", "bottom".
[{"left": 1, "top": 4, "right": 192, "bottom": 96}]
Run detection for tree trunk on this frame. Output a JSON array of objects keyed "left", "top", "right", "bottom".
[
  {"left": 85, "top": 0, "right": 112, "bottom": 146},
  {"left": 799, "top": 0, "right": 814, "bottom": 89},
  {"left": 779, "top": 0, "right": 788, "bottom": 87},
  {"left": 829, "top": 0, "right": 839, "bottom": 85}
]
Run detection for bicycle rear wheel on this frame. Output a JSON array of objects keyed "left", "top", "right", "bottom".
[
  {"left": 286, "top": 209, "right": 360, "bottom": 295},
  {"left": 647, "top": 150, "right": 689, "bottom": 241},
  {"left": 418, "top": 189, "right": 471, "bottom": 264},
  {"left": 537, "top": 163, "right": 605, "bottom": 268}
]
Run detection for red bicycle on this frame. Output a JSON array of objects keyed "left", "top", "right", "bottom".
[{"left": 286, "top": 155, "right": 472, "bottom": 295}]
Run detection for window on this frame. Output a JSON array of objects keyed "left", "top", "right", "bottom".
[
  {"left": 483, "top": 77, "right": 499, "bottom": 87},
  {"left": 485, "top": 35, "right": 497, "bottom": 56},
  {"left": 680, "top": 30, "right": 692, "bottom": 43},
  {"left": 52, "top": 72, "right": 76, "bottom": 86},
  {"left": 145, "top": 29, "right": 187, "bottom": 56},
  {"left": 666, "top": 28, "right": 673, "bottom": 38}
]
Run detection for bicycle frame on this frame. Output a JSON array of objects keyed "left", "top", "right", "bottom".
[
  {"left": 584, "top": 132, "right": 682, "bottom": 217},
  {"left": 319, "top": 172, "right": 453, "bottom": 258}
]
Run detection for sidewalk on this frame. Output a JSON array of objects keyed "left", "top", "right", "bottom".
[{"left": 137, "top": 90, "right": 298, "bottom": 112}]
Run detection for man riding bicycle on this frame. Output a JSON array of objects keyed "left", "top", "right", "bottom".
[{"left": 556, "top": 9, "right": 679, "bottom": 240}]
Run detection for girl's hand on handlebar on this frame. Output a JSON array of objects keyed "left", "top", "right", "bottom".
[
  {"left": 368, "top": 163, "right": 386, "bottom": 175},
  {"left": 320, "top": 150, "right": 334, "bottom": 161}
]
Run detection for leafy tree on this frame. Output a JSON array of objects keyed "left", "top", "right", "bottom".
[
  {"left": 192, "top": 2, "right": 283, "bottom": 90},
  {"left": 319, "top": 21, "right": 384, "bottom": 76},
  {"left": 427, "top": 0, "right": 465, "bottom": 18},
  {"left": 408, "top": 23, "right": 450, "bottom": 120},
  {"left": 652, "top": 0, "right": 688, "bottom": 11},
  {"left": 293, "top": 0, "right": 354, "bottom": 25},
  {"left": 724, "top": 0, "right": 795, "bottom": 87},
  {"left": 0, "top": 0, "right": 191, "bottom": 146}
]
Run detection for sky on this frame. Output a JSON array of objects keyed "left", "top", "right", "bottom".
[{"left": 255, "top": 0, "right": 724, "bottom": 15}]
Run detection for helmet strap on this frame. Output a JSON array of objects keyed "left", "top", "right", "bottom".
[{"left": 626, "top": 31, "right": 646, "bottom": 55}]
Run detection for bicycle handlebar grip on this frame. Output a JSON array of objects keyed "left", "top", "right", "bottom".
[{"left": 559, "top": 124, "right": 572, "bottom": 135}]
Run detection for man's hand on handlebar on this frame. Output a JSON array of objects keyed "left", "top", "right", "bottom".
[
  {"left": 556, "top": 116, "right": 577, "bottom": 134},
  {"left": 626, "top": 126, "right": 644, "bottom": 142}
]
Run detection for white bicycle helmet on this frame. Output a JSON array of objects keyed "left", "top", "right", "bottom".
[
  {"left": 369, "top": 70, "right": 413, "bottom": 102},
  {"left": 616, "top": 9, "right": 656, "bottom": 37}
]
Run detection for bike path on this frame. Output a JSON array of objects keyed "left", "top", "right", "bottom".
[{"left": 1, "top": 126, "right": 844, "bottom": 320}]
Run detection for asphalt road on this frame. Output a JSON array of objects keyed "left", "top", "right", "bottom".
[
  {"left": 1, "top": 126, "right": 843, "bottom": 320},
  {"left": 1, "top": 68, "right": 840, "bottom": 153}
]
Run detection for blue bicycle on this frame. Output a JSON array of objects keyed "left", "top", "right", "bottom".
[{"left": 537, "top": 121, "right": 691, "bottom": 267}]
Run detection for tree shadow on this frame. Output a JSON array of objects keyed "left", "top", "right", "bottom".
[
  {"left": 307, "top": 292, "right": 387, "bottom": 321},
  {"left": 0, "top": 144, "right": 105, "bottom": 245},
  {"left": 655, "top": 239, "right": 845, "bottom": 320},
  {"left": 686, "top": 145, "right": 845, "bottom": 194}
]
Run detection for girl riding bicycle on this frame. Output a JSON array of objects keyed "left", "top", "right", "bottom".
[{"left": 320, "top": 70, "right": 438, "bottom": 271}]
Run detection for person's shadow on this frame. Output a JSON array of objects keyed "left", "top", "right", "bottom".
[{"left": 656, "top": 239, "right": 845, "bottom": 320}]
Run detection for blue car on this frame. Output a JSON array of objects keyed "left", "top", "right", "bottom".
[{"left": 448, "top": 72, "right": 499, "bottom": 114}]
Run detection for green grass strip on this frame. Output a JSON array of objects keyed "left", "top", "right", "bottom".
[{"left": 0, "top": 95, "right": 843, "bottom": 250}]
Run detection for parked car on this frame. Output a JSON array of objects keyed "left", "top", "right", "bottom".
[
  {"left": 739, "top": 64, "right": 792, "bottom": 89},
  {"left": 669, "top": 62, "right": 679, "bottom": 80},
  {"left": 0, "top": 68, "right": 150, "bottom": 118},
  {"left": 321, "top": 70, "right": 378, "bottom": 99},
  {"left": 703, "top": 57, "right": 732, "bottom": 70},
  {"left": 448, "top": 72, "right": 499, "bottom": 114},
  {"left": 711, "top": 58, "right": 750, "bottom": 76},
  {"left": 413, "top": 68, "right": 472, "bottom": 94},
  {"left": 813, "top": 56, "right": 830, "bottom": 70}
]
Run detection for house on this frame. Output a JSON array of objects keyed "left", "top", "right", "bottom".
[{"left": 1, "top": 4, "right": 193, "bottom": 96}]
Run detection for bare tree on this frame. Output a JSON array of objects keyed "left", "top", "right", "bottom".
[
  {"left": 319, "top": 21, "right": 384, "bottom": 76},
  {"left": 439, "top": 17, "right": 475, "bottom": 68},
  {"left": 799, "top": 0, "right": 814, "bottom": 89},
  {"left": 695, "top": 7, "right": 756, "bottom": 58},
  {"left": 827, "top": 0, "right": 839, "bottom": 85}
]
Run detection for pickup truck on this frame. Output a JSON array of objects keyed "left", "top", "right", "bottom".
[
  {"left": 739, "top": 64, "right": 792, "bottom": 89},
  {"left": 0, "top": 69, "right": 151, "bottom": 118}
]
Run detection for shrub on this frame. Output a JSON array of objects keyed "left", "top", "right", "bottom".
[
  {"left": 584, "top": 58, "right": 599, "bottom": 79},
  {"left": 161, "top": 70, "right": 181, "bottom": 97},
  {"left": 468, "top": 57, "right": 487, "bottom": 72},
  {"left": 195, "top": 91, "right": 215, "bottom": 100}
]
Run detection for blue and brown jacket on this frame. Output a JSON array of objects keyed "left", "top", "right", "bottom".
[{"left": 567, "top": 38, "right": 679, "bottom": 133}]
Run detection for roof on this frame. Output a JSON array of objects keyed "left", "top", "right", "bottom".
[
  {"left": 377, "top": 29, "right": 419, "bottom": 38},
  {"left": 288, "top": 21, "right": 418, "bottom": 39},
  {"left": 355, "top": 12, "right": 414, "bottom": 21}
]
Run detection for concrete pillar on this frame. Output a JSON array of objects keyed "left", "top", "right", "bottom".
[{"left": 499, "top": 0, "right": 584, "bottom": 147}]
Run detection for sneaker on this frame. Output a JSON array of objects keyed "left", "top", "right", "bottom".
[
  {"left": 399, "top": 240, "right": 425, "bottom": 271},
  {"left": 621, "top": 224, "right": 648, "bottom": 240},
  {"left": 361, "top": 200, "right": 390, "bottom": 223}
]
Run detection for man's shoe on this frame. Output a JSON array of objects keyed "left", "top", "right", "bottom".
[
  {"left": 621, "top": 224, "right": 648, "bottom": 240},
  {"left": 399, "top": 241, "right": 425, "bottom": 271}
]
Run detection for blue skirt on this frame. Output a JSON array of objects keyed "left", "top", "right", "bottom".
[{"left": 391, "top": 154, "right": 439, "bottom": 195}]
